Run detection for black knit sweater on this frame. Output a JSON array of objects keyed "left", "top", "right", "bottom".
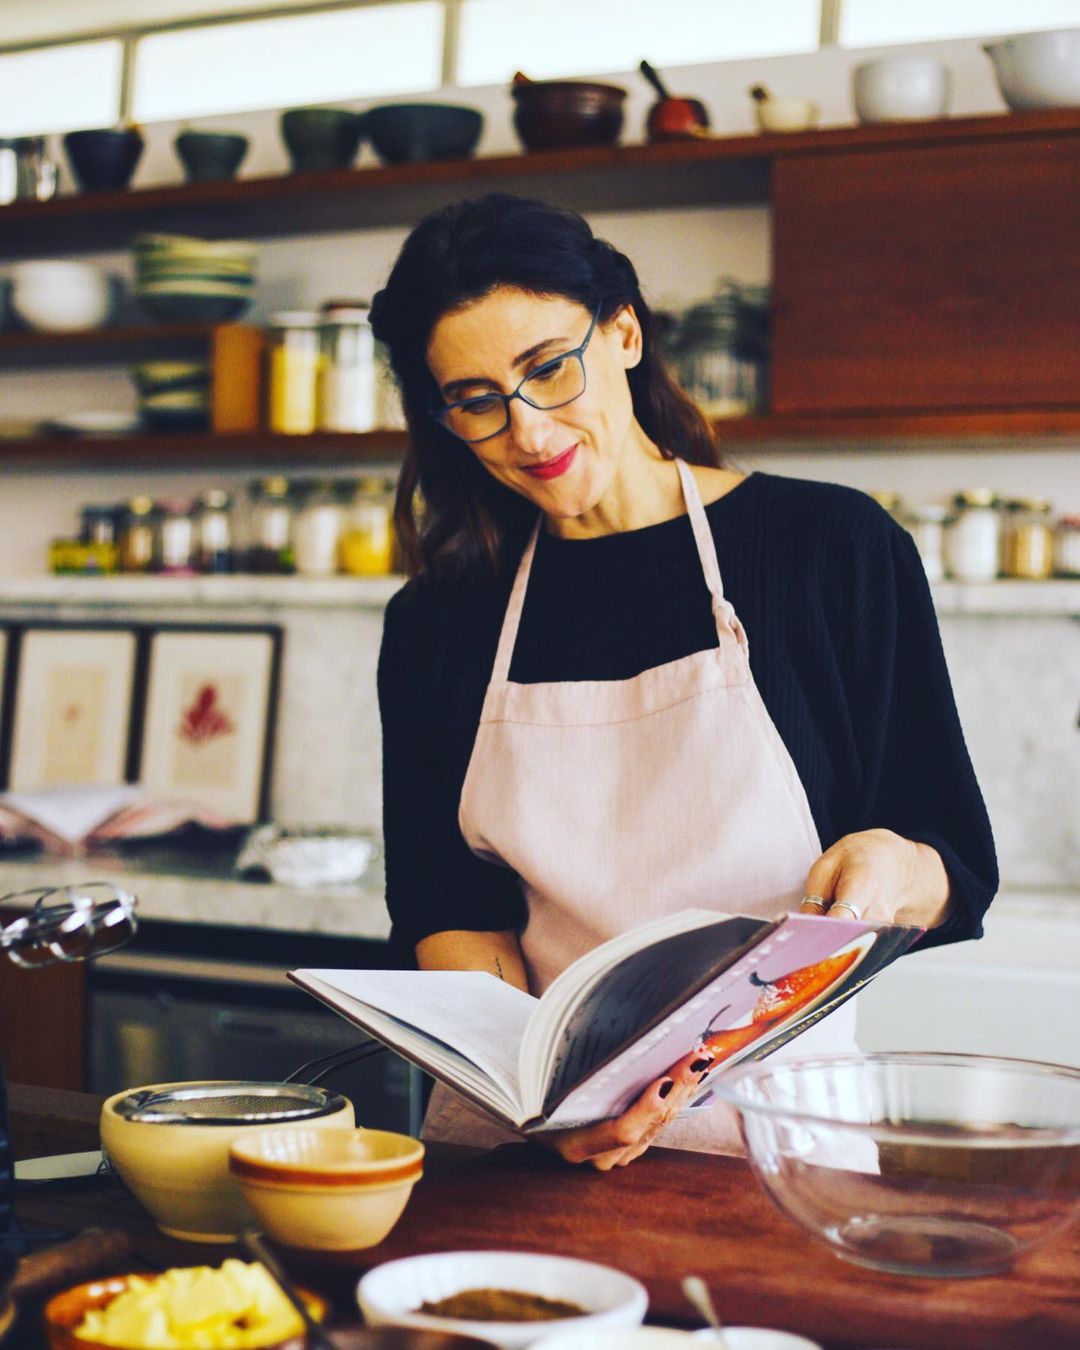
[{"left": 377, "top": 472, "right": 998, "bottom": 960}]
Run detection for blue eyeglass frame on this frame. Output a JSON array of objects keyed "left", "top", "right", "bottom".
[{"left": 431, "top": 302, "right": 601, "bottom": 444}]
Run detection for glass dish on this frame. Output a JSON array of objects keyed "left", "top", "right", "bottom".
[{"left": 713, "top": 1051, "right": 1080, "bottom": 1278}]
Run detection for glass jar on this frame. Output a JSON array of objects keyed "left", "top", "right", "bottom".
[
  {"left": 904, "top": 504, "right": 948, "bottom": 584},
  {"left": 318, "top": 304, "right": 376, "bottom": 433},
  {"left": 339, "top": 476, "right": 396, "bottom": 576},
  {"left": 196, "top": 489, "right": 234, "bottom": 574},
  {"left": 1053, "top": 516, "right": 1080, "bottom": 578},
  {"left": 156, "top": 498, "right": 197, "bottom": 576},
  {"left": 80, "top": 504, "right": 121, "bottom": 546},
  {"left": 669, "top": 291, "right": 749, "bottom": 418},
  {"left": 944, "top": 490, "right": 1001, "bottom": 582},
  {"left": 13, "top": 135, "right": 59, "bottom": 202},
  {"left": 247, "top": 476, "right": 296, "bottom": 574},
  {"left": 1002, "top": 498, "right": 1054, "bottom": 580},
  {"left": 267, "top": 311, "right": 322, "bottom": 434},
  {"left": 294, "top": 479, "right": 342, "bottom": 577},
  {"left": 119, "top": 496, "right": 155, "bottom": 573}
]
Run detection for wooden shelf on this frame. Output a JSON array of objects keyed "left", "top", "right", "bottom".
[
  {"left": 0, "top": 429, "right": 409, "bottom": 468},
  {"left": 0, "top": 322, "right": 226, "bottom": 368},
  {"left": 0, "top": 109, "right": 1077, "bottom": 257},
  {"left": 715, "top": 409, "right": 1080, "bottom": 448}
]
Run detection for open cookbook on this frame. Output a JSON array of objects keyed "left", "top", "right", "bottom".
[{"left": 290, "top": 908, "right": 922, "bottom": 1133}]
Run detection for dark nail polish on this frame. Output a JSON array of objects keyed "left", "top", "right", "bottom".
[
  {"left": 690, "top": 1058, "right": 712, "bottom": 1074},
  {"left": 658, "top": 1079, "right": 674, "bottom": 1099}
]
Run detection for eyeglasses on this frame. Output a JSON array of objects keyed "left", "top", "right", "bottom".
[
  {"left": 0, "top": 882, "right": 136, "bottom": 968},
  {"left": 432, "top": 303, "right": 599, "bottom": 444}
]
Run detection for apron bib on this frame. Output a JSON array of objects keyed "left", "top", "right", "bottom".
[{"left": 425, "top": 461, "right": 856, "bottom": 1152}]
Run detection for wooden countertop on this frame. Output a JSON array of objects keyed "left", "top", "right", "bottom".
[{"left": 8, "top": 1084, "right": 1080, "bottom": 1350}]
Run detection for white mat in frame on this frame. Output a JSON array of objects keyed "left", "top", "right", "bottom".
[
  {"left": 7, "top": 628, "right": 137, "bottom": 791},
  {"left": 137, "top": 628, "right": 278, "bottom": 825}
]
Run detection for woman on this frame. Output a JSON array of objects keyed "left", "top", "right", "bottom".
[{"left": 369, "top": 193, "right": 997, "bottom": 1168}]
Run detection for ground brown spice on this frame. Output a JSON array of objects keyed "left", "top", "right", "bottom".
[{"left": 418, "top": 1288, "right": 586, "bottom": 1321}]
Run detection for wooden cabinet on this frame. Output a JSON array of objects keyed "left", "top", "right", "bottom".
[
  {"left": 0, "top": 907, "right": 86, "bottom": 1092},
  {"left": 1, "top": 108, "right": 1079, "bottom": 461},
  {"left": 770, "top": 132, "right": 1080, "bottom": 414}
]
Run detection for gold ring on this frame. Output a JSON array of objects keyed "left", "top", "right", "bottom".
[
  {"left": 830, "top": 900, "right": 863, "bottom": 920},
  {"left": 801, "top": 895, "right": 828, "bottom": 912}
]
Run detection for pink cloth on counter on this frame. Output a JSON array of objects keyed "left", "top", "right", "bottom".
[{"left": 424, "top": 459, "right": 856, "bottom": 1152}]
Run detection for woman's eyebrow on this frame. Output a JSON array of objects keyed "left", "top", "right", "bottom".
[{"left": 441, "top": 335, "right": 568, "bottom": 398}]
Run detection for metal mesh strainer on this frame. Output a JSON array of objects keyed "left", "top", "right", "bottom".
[{"left": 112, "top": 1082, "right": 347, "bottom": 1125}]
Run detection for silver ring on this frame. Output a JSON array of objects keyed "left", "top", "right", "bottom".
[
  {"left": 830, "top": 900, "right": 863, "bottom": 920},
  {"left": 801, "top": 895, "right": 828, "bottom": 912}
]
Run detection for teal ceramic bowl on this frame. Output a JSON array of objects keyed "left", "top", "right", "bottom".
[
  {"left": 175, "top": 130, "right": 250, "bottom": 182},
  {"left": 281, "top": 107, "right": 366, "bottom": 171},
  {"left": 365, "top": 103, "right": 483, "bottom": 164}
]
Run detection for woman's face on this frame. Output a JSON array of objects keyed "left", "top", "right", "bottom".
[{"left": 425, "top": 287, "right": 645, "bottom": 522}]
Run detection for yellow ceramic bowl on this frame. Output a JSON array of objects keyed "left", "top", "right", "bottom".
[
  {"left": 229, "top": 1127, "right": 424, "bottom": 1251},
  {"left": 100, "top": 1082, "right": 355, "bottom": 1243},
  {"left": 43, "top": 1272, "right": 328, "bottom": 1350}
]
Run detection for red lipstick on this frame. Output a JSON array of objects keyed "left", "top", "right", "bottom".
[{"left": 523, "top": 445, "right": 577, "bottom": 481}]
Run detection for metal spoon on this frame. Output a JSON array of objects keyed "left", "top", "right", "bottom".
[
  {"left": 243, "top": 1230, "right": 336, "bottom": 1350},
  {"left": 682, "top": 1274, "right": 734, "bottom": 1348}
]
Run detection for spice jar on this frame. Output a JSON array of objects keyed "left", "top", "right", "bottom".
[
  {"left": 1053, "top": 516, "right": 1080, "bottom": 577},
  {"left": 247, "top": 476, "right": 296, "bottom": 574},
  {"left": 669, "top": 290, "right": 749, "bottom": 418},
  {"left": 904, "top": 504, "right": 948, "bottom": 583},
  {"left": 196, "top": 489, "right": 234, "bottom": 574},
  {"left": 156, "top": 498, "right": 197, "bottom": 576},
  {"left": 1002, "top": 498, "right": 1054, "bottom": 580},
  {"left": 944, "top": 490, "right": 1000, "bottom": 582},
  {"left": 318, "top": 304, "right": 376, "bottom": 432},
  {"left": 119, "top": 496, "right": 155, "bottom": 573},
  {"left": 267, "top": 311, "right": 322, "bottom": 434},
  {"left": 80, "top": 504, "right": 121, "bottom": 547},
  {"left": 294, "top": 479, "right": 342, "bottom": 577},
  {"left": 339, "top": 476, "right": 396, "bottom": 576}
]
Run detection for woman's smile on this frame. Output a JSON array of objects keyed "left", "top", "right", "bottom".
[{"left": 520, "top": 444, "right": 578, "bottom": 479}]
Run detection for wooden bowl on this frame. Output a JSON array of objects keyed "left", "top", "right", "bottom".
[
  {"left": 511, "top": 81, "right": 625, "bottom": 151},
  {"left": 44, "top": 1272, "right": 328, "bottom": 1349}
]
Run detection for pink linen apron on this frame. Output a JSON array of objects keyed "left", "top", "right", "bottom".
[{"left": 423, "top": 461, "right": 857, "bottom": 1152}]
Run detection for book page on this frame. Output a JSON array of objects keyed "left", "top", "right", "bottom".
[
  {"left": 542, "top": 915, "right": 921, "bottom": 1129},
  {"left": 532, "top": 914, "right": 770, "bottom": 1117},
  {"left": 291, "top": 969, "right": 537, "bottom": 1110}
]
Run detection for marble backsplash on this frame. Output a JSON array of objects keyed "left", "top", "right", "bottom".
[{"left": 1, "top": 588, "right": 1076, "bottom": 891}]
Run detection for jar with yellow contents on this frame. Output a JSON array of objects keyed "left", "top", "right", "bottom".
[
  {"left": 1002, "top": 498, "right": 1054, "bottom": 580},
  {"left": 267, "top": 311, "right": 322, "bottom": 434},
  {"left": 339, "top": 476, "right": 396, "bottom": 576}
]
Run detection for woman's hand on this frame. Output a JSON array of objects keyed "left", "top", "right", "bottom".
[
  {"left": 534, "top": 1047, "right": 714, "bottom": 1171},
  {"left": 799, "top": 828, "right": 951, "bottom": 928}
]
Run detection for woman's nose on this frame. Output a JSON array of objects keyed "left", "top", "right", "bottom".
[{"left": 506, "top": 395, "right": 557, "bottom": 456}]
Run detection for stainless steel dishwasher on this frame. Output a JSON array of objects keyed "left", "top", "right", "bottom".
[{"left": 85, "top": 919, "right": 425, "bottom": 1136}]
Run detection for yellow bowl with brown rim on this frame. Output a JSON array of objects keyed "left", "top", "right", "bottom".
[{"left": 229, "top": 1127, "right": 424, "bottom": 1251}]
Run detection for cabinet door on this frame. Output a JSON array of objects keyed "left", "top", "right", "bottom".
[
  {"left": 770, "top": 134, "right": 1080, "bottom": 413},
  {"left": 0, "top": 907, "right": 86, "bottom": 1091}
]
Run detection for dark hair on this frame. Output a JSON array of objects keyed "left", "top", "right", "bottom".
[{"left": 370, "top": 192, "right": 719, "bottom": 581}]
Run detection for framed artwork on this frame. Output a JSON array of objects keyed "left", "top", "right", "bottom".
[
  {"left": 7, "top": 627, "right": 138, "bottom": 791},
  {"left": 137, "top": 627, "right": 280, "bottom": 824}
]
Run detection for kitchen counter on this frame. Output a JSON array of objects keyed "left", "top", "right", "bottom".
[{"left": 7, "top": 1084, "right": 1080, "bottom": 1350}]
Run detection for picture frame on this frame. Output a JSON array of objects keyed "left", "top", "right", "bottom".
[
  {"left": 136, "top": 627, "right": 280, "bottom": 824},
  {"left": 6, "top": 627, "right": 138, "bottom": 792}
]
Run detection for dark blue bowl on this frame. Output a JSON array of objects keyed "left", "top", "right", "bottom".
[
  {"left": 64, "top": 127, "right": 144, "bottom": 192},
  {"left": 365, "top": 103, "right": 483, "bottom": 164}
]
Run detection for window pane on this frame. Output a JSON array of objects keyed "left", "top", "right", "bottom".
[
  {"left": 132, "top": 2, "right": 444, "bottom": 122},
  {"left": 841, "top": 0, "right": 1080, "bottom": 48},
  {"left": 0, "top": 41, "right": 123, "bottom": 137},
  {"left": 458, "top": 0, "right": 821, "bottom": 86}
]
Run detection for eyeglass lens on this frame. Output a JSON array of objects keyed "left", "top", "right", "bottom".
[{"left": 442, "top": 354, "right": 586, "bottom": 443}]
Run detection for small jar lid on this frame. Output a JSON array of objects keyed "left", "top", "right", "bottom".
[
  {"left": 269, "top": 310, "right": 320, "bottom": 328},
  {"left": 953, "top": 488, "right": 999, "bottom": 509},
  {"left": 1003, "top": 497, "right": 1052, "bottom": 513},
  {"left": 201, "top": 489, "right": 232, "bottom": 510},
  {"left": 255, "top": 475, "right": 290, "bottom": 498},
  {"left": 868, "top": 490, "right": 902, "bottom": 512},
  {"left": 320, "top": 304, "right": 370, "bottom": 324},
  {"left": 127, "top": 495, "right": 154, "bottom": 516},
  {"left": 1058, "top": 515, "right": 1080, "bottom": 528},
  {"left": 158, "top": 497, "right": 193, "bottom": 516},
  {"left": 907, "top": 503, "right": 949, "bottom": 523}
]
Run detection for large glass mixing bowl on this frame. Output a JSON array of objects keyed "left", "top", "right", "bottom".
[{"left": 714, "top": 1051, "right": 1080, "bottom": 1277}]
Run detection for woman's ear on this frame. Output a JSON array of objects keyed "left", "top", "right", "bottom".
[{"left": 609, "top": 303, "right": 643, "bottom": 370}]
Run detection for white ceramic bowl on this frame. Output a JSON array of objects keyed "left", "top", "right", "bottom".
[
  {"left": 753, "top": 98, "right": 820, "bottom": 133},
  {"left": 356, "top": 1251, "right": 648, "bottom": 1350},
  {"left": 984, "top": 28, "right": 1080, "bottom": 111},
  {"left": 533, "top": 1331, "right": 822, "bottom": 1349},
  {"left": 852, "top": 57, "right": 951, "bottom": 124},
  {"left": 10, "top": 260, "right": 111, "bottom": 332},
  {"left": 100, "top": 1082, "right": 354, "bottom": 1243},
  {"left": 230, "top": 1126, "right": 423, "bottom": 1251}
]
